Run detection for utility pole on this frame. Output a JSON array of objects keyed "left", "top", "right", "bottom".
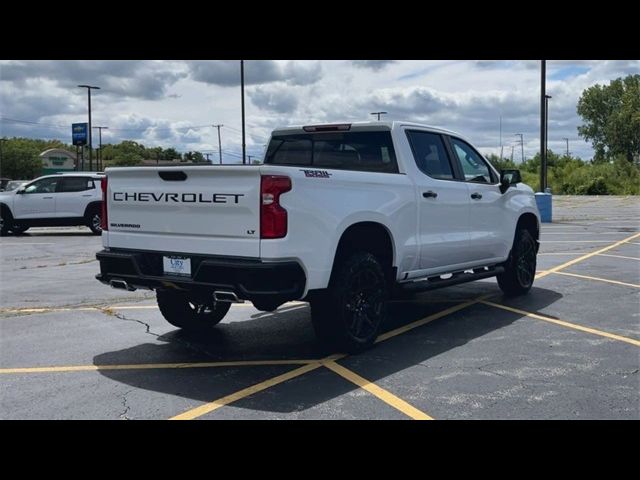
[
  {"left": 540, "top": 60, "right": 547, "bottom": 192},
  {"left": 563, "top": 137, "right": 570, "bottom": 157},
  {"left": 515, "top": 133, "right": 524, "bottom": 163},
  {"left": 240, "top": 60, "right": 246, "bottom": 165},
  {"left": 510, "top": 145, "right": 514, "bottom": 162},
  {"left": 93, "top": 126, "right": 108, "bottom": 171},
  {"left": 370, "top": 112, "right": 388, "bottom": 121},
  {"left": 77, "top": 85, "right": 100, "bottom": 171},
  {"left": 213, "top": 124, "right": 223, "bottom": 164}
]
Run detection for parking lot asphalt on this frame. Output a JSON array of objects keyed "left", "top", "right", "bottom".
[{"left": 1, "top": 196, "right": 638, "bottom": 419}]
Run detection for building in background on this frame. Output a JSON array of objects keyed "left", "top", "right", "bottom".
[{"left": 40, "top": 148, "right": 76, "bottom": 175}]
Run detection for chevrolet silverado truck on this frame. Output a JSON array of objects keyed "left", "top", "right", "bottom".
[{"left": 95, "top": 121, "right": 540, "bottom": 352}]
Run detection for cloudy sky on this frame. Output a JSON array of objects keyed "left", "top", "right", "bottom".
[{"left": 1, "top": 60, "right": 639, "bottom": 163}]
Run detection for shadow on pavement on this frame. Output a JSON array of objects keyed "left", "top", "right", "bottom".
[{"left": 93, "top": 282, "right": 563, "bottom": 414}]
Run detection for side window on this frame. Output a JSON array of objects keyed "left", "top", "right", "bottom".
[
  {"left": 265, "top": 137, "right": 312, "bottom": 166},
  {"left": 450, "top": 138, "right": 495, "bottom": 184},
  {"left": 23, "top": 177, "right": 60, "bottom": 194},
  {"left": 406, "top": 131, "right": 455, "bottom": 180},
  {"left": 61, "top": 177, "right": 94, "bottom": 192}
]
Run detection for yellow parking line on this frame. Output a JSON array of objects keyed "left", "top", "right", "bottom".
[
  {"left": 481, "top": 300, "right": 640, "bottom": 347},
  {"left": 538, "top": 252, "right": 588, "bottom": 256},
  {"left": 323, "top": 361, "right": 432, "bottom": 420},
  {"left": 536, "top": 232, "right": 640, "bottom": 280},
  {"left": 0, "top": 359, "right": 318, "bottom": 375},
  {"left": 597, "top": 253, "right": 640, "bottom": 261},
  {"left": 170, "top": 362, "right": 324, "bottom": 420},
  {"left": 542, "top": 232, "right": 630, "bottom": 235},
  {"left": 541, "top": 241, "right": 614, "bottom": 243},
  {"left": 376, "top": 297, "right": 486, "bottom": 343},
  {"left": 0, "top": 306, "right": 100, "bottom": 315},
  {"left": 551, "top": 271, "right": 640, "bottom": 289}
]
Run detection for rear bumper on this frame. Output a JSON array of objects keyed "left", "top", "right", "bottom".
[{"left": 95, "top": 249, "right": 306, "bottom": 305}]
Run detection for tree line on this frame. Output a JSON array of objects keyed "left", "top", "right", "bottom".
[{"left": 0, "top": 137, "right": 210, "bottom": 179}]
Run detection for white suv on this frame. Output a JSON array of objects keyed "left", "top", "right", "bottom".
[{"left": 0, "top": 173, "right": 105, "bottom": 236}]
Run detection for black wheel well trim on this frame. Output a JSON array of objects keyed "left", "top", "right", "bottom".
[
  {"left": 330, "top": 221, "right": 396, "bottom": 285},
  {"left": 83, "top": 201, "right": 102, "bottom": 219},
  {"left": 511, "top": 212, "right": 540, "bottom": 258}
]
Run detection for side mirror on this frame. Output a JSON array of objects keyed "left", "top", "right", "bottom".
[
  {"left": 16, "top": 187, "right": 25, "bottom": 194},
  {"left": 499, "top": 169, "right": 521, "bottom": 194}
]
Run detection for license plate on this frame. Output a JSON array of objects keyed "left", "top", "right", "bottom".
[{"left": 163, "top": 256, "right": 191, "bottom": 276}]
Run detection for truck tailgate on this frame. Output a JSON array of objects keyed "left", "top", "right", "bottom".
[{"left": 105, "top": 166, "right": 261, "bottom": 258}]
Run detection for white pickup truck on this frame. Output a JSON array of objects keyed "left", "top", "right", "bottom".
[{"left": 96, "top": 121, "right": 540, "bottom": 352}]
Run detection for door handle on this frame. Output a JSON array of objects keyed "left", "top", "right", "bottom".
[
  {"left": 43, "top": 197, "right": 53, "bottom": 199},
  {"left": 82, "top": 194, "right": 92, "bottom": 197},
  {"left": 423, "top": 191, "right": 438, "bottom": 199},
  {"left": 470, "top": 192, "right": 482, "bottom": 200}
]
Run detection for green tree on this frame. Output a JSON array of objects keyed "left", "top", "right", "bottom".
[
  {"left": 577, "top": 74, "right": 640, "bottom": 163},
  {"left": 486, "top": 154, "right": 517, "bottom": 171},
  {"left": 112, "top": 152, "right": 143, "bottom": 166},
  {"left": 0, "top": 137, "right": 71, "bottom": 179}
]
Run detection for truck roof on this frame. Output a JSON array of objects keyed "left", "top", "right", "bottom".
[{"left": 272, "top": 121, "right": 463, "bottom": 138}]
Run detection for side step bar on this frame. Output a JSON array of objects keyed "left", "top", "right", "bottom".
[{"left": 398, "top": 266, "right": 505, "bottom": 293}]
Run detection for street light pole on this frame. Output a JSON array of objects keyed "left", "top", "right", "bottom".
[
  {"left": 93, "top": 126, "right": 108, "bottom": 171},
  {"left": 370, "top": 111, "right": 388, "bottom": 121},
  {"left": 540, "top": 60, "right": 547, "bottom": 192},
  {"left": 563, "top": 137, "right": 570, "bottom": 157},
  {"left": 78, "top": 85, "right": 100, "bottom": 171},
  {"left": 240, "top": 60, "right": 246, "bottom": 165},
  {"left": 545, "top": 95, "right": 552, "bottom": 173}
]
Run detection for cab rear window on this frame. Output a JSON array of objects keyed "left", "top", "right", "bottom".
[{"left": 264, "top": 131, "right": 398, "bottom": 173}]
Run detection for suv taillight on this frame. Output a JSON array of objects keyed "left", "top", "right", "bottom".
[
  {"left": 101, "top": 176, "right": 108, "bottom": 231},
  {"left": 260, "top": 175, "right": 291, "bottom": 239}
]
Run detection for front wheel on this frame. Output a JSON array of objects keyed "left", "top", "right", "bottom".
[
  {"left": 310, "top": 252, "right": 388, "bottom": 353},
  {"left": 497, "top": 228, "right": 537, "bottom": 296},
  {"left": 156, "top": 289, "right": 231, "bottom": 331}
]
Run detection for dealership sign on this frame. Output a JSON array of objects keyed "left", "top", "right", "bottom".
[{"left": 72, "top": 123, "right": 88, "bottom": 146}]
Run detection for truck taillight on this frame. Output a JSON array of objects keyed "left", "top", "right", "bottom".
[
  {"left": 101, "top": 176, "right": 108, "bottom": 231},
  {"left": 260, "top": 175, "right": 291, "bottom": 239}
]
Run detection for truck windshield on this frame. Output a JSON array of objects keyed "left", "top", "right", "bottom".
[{"left": 264, "top": 131, "right": 398, "bottom": 173}]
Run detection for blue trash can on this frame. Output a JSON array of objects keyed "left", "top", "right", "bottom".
[{"left": 535, "top": 192, "right": 552, "bottom": 223}]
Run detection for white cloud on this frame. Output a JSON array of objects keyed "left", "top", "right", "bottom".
[{"left": 2, "top": 60, "right": 639, "bottom": 161}]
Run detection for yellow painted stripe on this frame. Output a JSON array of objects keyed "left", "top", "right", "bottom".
[
  {"left": 170, "top": 363, "right": 323, "bottom": 420},
  {"left": 538, "top": 252, "right": 589, "bottom": 256},
  {"left": 541, "top": 240, "right": 614, "bottom": 243},
  {"left": 481, "top": 300, "right": 640, "bottom": 347},
  {"left": 0, "top": 359, "right": 317, "bottom": 375},
  {"left": 323, "top": 361, "right": 432, "bottom": 420},
  {"left": 376, "top": 296, "right": 487, "bottom": 343},
  {"left": 536, "top": 232, "right": 640, "bottom": 280},
  {"left": 551, "top": 271, "right": 640, "bottom": 289},
  {"left": 169, "top": 353, "right": 346, "bottom": 420},
  {"left": 0, "top": 306, "right": 100, "bottom": 314},
  {"left": 542, "top": 232, "right": 631, "bottom": 235},
  {"left": 597, "top": 253, "right": 640, "bottom": 261}
]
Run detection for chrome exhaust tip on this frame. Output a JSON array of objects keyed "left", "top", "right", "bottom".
[
  {"left": 213, "top": 290, "right": 244, "bottom": 303},
  {"left": 110, "top": 279, "right": 136, "bottom": 291}
]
